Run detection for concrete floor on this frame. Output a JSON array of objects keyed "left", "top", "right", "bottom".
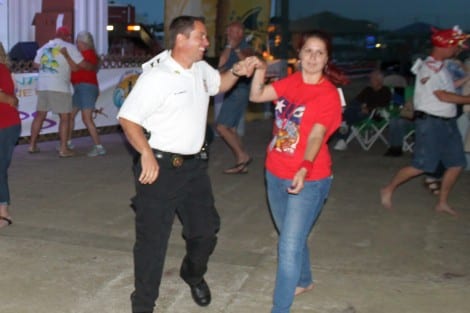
[{"left": 1, "top": 119, "right": 469, "bottom": 313}]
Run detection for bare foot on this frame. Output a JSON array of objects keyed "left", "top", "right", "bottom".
[
  {"left": 435, "top": 203, "right": 458, "bottom": 217},
  {"left": 380, "top": 187, "right": 393, "bottom": 210},
  {"left": 295, "top": 283, "right": 315, "bottom": 296}
]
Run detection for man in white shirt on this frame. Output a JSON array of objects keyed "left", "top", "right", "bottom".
[
  {"left": 118, "top": 16, "right": 258, "bottom": 313},
  {"left": 29, "top": 26, "right": 86, "bottom": 157},
  {"left": 381, "top": 26, "right": 469, "bottom": 216}
]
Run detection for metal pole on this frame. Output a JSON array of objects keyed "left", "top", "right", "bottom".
[{"left": 278, "top": 0, "right": 290, "bottom": 59}]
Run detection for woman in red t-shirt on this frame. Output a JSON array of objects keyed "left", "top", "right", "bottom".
[
  {"left": 62, "top": 31, "right": 106, "bottom": 157},
  {"left": 249, "top": 31, "right": 348, "bottom": 313},
  {"left": 0, "top": 42, "right": 21, "bottom": 229}
]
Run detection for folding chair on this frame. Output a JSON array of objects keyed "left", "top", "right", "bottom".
[
  {"left": 402, "top": 128, "right": 415, "bottom": 153},
  {"left": 346, "top": 108, "right": 389, "bottom": 151}
]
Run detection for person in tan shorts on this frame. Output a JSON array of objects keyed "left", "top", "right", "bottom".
[{"left": 29, "top": 26, "right": 88, "bottom": 157}]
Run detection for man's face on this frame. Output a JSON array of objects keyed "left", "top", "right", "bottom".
[
  {"left": 453, "top": 46, "right": 463, "bottom": 57},
  {"left": 183, "top": 20, "right": 210, "bottom": 62},
  {"left": 226, "top": 25, "right": 243, "bottom": 46},
  {"left": 370, "top": 73, "right": 383, "bottom": 89},
  {"left": 444, "top": 46, "right": 460, "bottom": 59}
]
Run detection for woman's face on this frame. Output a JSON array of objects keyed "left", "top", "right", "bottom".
[{"left": 298, "top": 37, "right": 328, "bottom": 75}]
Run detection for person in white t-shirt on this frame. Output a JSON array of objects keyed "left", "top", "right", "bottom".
[
  {"left": 29, "top": 26, "right": 86, "bottom": 157},
  {"left": 381, "top": 25, "right": 469, "bottom": 216}
]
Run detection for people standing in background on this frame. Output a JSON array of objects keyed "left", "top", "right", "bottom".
[
  {"left": 381, "top": 26, "right": 469, "bottom": 216},
  {"left": 62, "top": 31, "right": 106, "bottom": 157},
  {"left": 118, "top": 16, "right": 258, "bottom": 313},
  {"left": 0, "top": 42, "right": 21, "bottom": 228},
  {"left": 249, "top": 31, "right": 348, "bottom": 313},
  {"left": 29, "top": 26, "right": 86, "bottom": 157},
  {"left": 215, "top": 21, "right": 255, "bottom": 174}
]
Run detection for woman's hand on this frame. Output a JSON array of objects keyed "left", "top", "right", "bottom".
[
  {"left": 287, "top": 168, "right": 307, "bottom": 194},
  {"left": 235, "top": 56, "right": 266, "bottom": 77},
  {"left": 10, "top": 95, "right": 19, "bottom": 108}
]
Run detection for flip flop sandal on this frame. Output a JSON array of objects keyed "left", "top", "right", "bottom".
[
  {"left": 59, "top": 150, "right": 75, "bottom": 158},
  {"left": 224, "top": 163, "right": 248, "bottom": 174},
  {"left": 423, "top": 179, "right": 440, "bottom": 196},
  {"left": 223, "top": 157, "right": 252, "bottom": 174},
  {"left": 28, "top": 147, "right": 40, "bottom": 153},
  {"left": 0, "top": 216, "right": 12, "bottom": 228}
]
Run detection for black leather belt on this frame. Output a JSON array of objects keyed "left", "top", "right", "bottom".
[
  {"left": 152, "top": 148, "right": 208, "bottom": 168},
  {"left": 414, "top": 111, "right": 453, "bottom": 121}
]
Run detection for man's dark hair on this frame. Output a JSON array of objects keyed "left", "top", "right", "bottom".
[{"left": 168, "top": 16, "right": 205, "bottom": 49}]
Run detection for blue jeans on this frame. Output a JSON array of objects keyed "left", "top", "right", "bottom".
[
  {"left": 266, "top": 170, "right": 332, "bottom": 313},
  {"left": 0, "top": 124, "right": 21, "bottom": 205},
  {"left": 72, "top": 83, "right": 99, "bottom": 110},
  {"left": 412, "top": 116, "right": 466, "bottom": 172}
]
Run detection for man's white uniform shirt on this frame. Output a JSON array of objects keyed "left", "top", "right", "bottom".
[{"left": 117, "top": 50, "right": 221, "bottom": 155}]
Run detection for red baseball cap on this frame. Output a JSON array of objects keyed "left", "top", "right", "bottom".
[
  {"left": 56, "top": 26, "right": 71, "bottom": 37},
  {"left": 431, "top": 25, "right": 469, "bottom": 49}
]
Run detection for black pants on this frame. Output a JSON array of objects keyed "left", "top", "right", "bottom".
[{"left": 130, "top": 157, "right": 220, "bottom": 313}]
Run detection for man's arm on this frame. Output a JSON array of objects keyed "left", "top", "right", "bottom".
[
  {"left": 119, "top": 117, "right": 159, "bottom": 184},
  {"left": 61, "top": 47, "right": 95, "bottom": 71},
  {"left": 434, "top": 90, "right": 470, "bottom": 104}
]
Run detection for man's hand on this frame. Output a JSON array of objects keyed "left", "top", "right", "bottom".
[
  {"left": 434, "top": 90, "right": 447, "bottom": 101},
  {"left": 60, "top": 47, "right": 69, "bottom": 57},
  {"left": 235, "top": 56, "right": 266, "bottom": 77},
  {"left": 360, "top": 103, "right": 369, "bottom": 114},
  {"left": 139, "top": 150, "right": 159, "bottom": 184}
]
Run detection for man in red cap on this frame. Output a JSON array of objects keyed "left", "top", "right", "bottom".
[
  {"left": 380, "top": 25, "right": 469, "bottom": 216},
  {"left": 29, "top": 26, "right": 88, "bottom": 157}
]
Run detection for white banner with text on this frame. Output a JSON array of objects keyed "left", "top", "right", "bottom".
[{"left": 14, "top": 67, "right": 142, "bottom": 137}]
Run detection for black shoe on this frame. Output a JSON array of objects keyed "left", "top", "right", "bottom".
[
  {"left": 384, "top": 147, "right": 403, "bottom": 157},
  {"left": 189, "top": 279, "right": 211, "bottom": 307}
]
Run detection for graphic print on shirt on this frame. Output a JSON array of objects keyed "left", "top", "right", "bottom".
[
  {"left": 269, "top": 97, "right": 305, "bottom": 155},
  {"left": 39, "top": 46, "right": 62, "bottom": 73}
]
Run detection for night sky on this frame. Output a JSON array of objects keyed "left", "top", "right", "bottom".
[{"left": 121, "top": 0, "right": 468, "bottom": 30}]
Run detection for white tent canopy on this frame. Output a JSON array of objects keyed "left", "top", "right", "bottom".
[{"left": 0, "top": 0, "right": 108, "bottom": 55}]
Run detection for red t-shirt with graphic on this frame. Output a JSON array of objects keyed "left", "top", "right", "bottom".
[
  {"left": 268, "top": 71, "right": 341, "bottom": 180},
  {"left": 71, "top": 49, "right": 98, "bottom": 86}
]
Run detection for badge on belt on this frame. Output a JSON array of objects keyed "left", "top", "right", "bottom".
[{"left": 171, "top": 155, "right": 184, "bottom": 168}]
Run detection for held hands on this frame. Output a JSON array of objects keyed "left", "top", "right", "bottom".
[{"left": 232, "top": 56, "right": 267, "bottom": 78}]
